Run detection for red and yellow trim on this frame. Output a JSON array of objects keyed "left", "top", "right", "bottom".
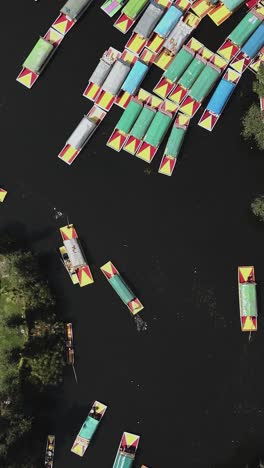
[
  {"left": 52, "top": 13, "right": 75, "bottom": 35},
  {"left": 60, "top": 224, "right": 78, "bottom": 241},
  {"left": 83, "top": 82, "right": 101, "bottom": 101},
  {"left": 208, "top": 3, "right": 232, "bottom": 26},
  {"left": 114, "top": 13, "right": 135, "bottom": 33},
  {"left": 0, "top": 188, "right": 7, "bottom": 202},
  {"left": 58, "top": 145, "right": 79, "bottom": 165},
  {"left": 126, "top": 33, "right": 147, "bottom": 55},
  {"left": 16, "top": 68, "right": 39, "bottom": 89}
]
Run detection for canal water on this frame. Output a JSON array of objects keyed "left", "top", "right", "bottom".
[{"left": 1, "top": 1, "right": 264, "bottom": 466}]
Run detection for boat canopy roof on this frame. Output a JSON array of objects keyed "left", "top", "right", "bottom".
[
  {"left": 23, "top": 37, "right": 53, "bottom": 73},
  {"left": 179, "top": 56, "right": 206, "bottom": 89},
  {"left": 134, "top": 2, "right": 164, "bottom": 38},
  {"left": 154, "top": 5, "right": 182, "bottom": 37},
  {"left": 89, "top": 59, "right": 112, "bottom": 86},
  {"left": 228, "top": 12, "right": 261, "bottom": 47},
  {"left": 79, "top": 416, "right": 99, "bottom": 441},
  {"left": 207, "top": 78, "right": 235, "bottom": 115},
  {"left": 222, "top": 0, "right": 244, "bottom": 12},
  {"left": 164, "top": 46, "right": 194, "bottom": 82},
  {"left": 121, "top": 60, "right": 148, "bottom": 94},
  {"left": 123, "top": 0, "right": 149, "bottom": 19},
  {"left": 116, "top": 99, "right": 142, "bottom": 134},
  {"left": 67, "top": 116, "right": 96, "bottom": 150},
  {"left": 164, "top": 20, "right": 192, "bottom": 54},
  {"left": 144, "top": 111, "right": 172, "bottom": 147},
  {"left": 61, "top": 0, "right": 93, "bottom": 20},
  {"left": 64, "top": 238, "right": 86, "bottom": 268},
  {"left": 101, "top": 60, "right": 130, "bottom": 95},
  {"left": 242, "top": 23, "right": 264, "bottom": 59},
  {"left": 189, "top": 64, "right": 220, "bottom": 101},
  {"left": 109, "top": 275, "right": 135, "bottom": 304},
  {"left": 130, "top": 106, "right": 156, "bottom": 139},
  {"left": 239, "top": 283, "right": 258, "bottom": 317},
  {"left": 165, "top": 125, "right": 185, "bottom": 158}
]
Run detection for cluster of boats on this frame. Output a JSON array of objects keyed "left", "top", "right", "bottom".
[
  {"left": 16, "top": 0, "right": 264, "bottom": 175},
  {"left": 45, "top": 425, "right": 144, "bottom": 467},
  {"left": 15, "top": 0, "right": 261, "bottom": 465},
  {"left": 44, "top": 223, "right": 146, "bottom": 465}
]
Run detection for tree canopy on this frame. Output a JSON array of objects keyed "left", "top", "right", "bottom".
[
  {"left": 0, "top": 244, "right": 65, "bottom": 467},
  {"left": 242, "top": 64, "right": 264, "bottom": 151}
]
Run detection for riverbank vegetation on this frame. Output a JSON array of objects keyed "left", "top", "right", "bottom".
[
  {"left": 242, "top": 64, "right": 264, "bottom": 150},
  {"left": 0, "top": 235, "right": 65, "bottom": 466},
  {"left": 251, "top": 195, "right": 264, "bottom": 222}
]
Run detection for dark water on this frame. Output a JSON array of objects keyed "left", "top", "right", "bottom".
[{"left": 2, "top": 1, "right": 264, "bottom": 467}]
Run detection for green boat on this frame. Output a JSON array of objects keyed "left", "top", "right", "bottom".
[
  {"left": 23, "top": 37, "right": 54, "bottom": 74},
  {"left": 228, "top": 11, "right": 261, "bottom": 47}
]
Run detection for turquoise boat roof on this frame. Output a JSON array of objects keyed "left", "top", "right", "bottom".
[{"left": 79, "top": 415, "right": 99, "bottom": 440}]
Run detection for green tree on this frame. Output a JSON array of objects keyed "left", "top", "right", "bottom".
[
  {"left": 0, "top": 243, "right": 65, "bottom": 465},
  {"left": 251, "top": 195, "right": 264, "bottom": 221},
  {"left": 242, "top": 64, "right": 264, "bottom": 150},
  {"left": 242, "top": 104, "right": 264, "bottom": 150},
  {"left": 253, "top": 63, "right": 264, "bottom": 97},
  {"left": 27, "top": 340, "right": 65, "bottom": 388}
]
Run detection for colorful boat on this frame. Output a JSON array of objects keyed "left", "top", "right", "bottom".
[
  {"left": 208, "top": 0, "right": 246, "bottom": 26},
  {"left": 17, "top": 35, "right": 62, "bottom": 89},
  {"left": 100, "top": 261, "right": 144, "bottom": 315},
  {"left": 249, "top": 46, "right": 264, "bottom": 73},
  {"left": 153, "top": 45, "right": 195, "bottom": 98},
  {"left": 190, "top": 0, "right": 219, "bottom": 19},
  {"left": 57, "top": 0, "right": 94, "bottom": 24},
  {"left": 217, "top": 10, "right": 262, "bottom": 63},
  {"left": 159, "top": 112, "right": 190, "bottom": 175},
  {"left": 58, "top": 224, "right": 94, "bottom": 287},
  {"left": 136, "top": 108, "right": 173, "bottom": 162},
  {"left": 146, "top": 4, "right": 184, "bottom": 54},
  {"left": 83, "top": 47, "right": 121, "bottom": 101},
  {"left": 45, "top": 435, "right": 55, "bottom": 468},
  {"left": 154, "top": 12, "right": 201, "bottom": 70},
  {"left": 198, "top": 67, "right": 241, "bottom": 131},
  {"left": 179, "top": 62, "right": 221, "bottom": 117},
  {"left": 107, "top": 98, "right": 144, "bottom": 151},
  {"left": 230, "top": 22, "right": 264, "bottom": 73},
  {"left": 95, "top": 51, "right": 137, "bottom": 111},
  {"left": 116, "top": 59, "right": 149, "bottom": 109},
  {"left": 238, "top": 266, "right": 258, "bottom": 332},
  {"left": 112, "top": 432, "right": 140, "bottom": 468},
  {"left": 123, "top": 90, "right": 163, "bottom": 154},
  {"left": 17, "top": 0, "right": 94, "bottom": 89},
  {"left": 123, "top": 102, "right": 157, "bottom": 154},
  {"left": 65, "top": 323, "right": 74, "bottom": 364},
  {"left": 58, "top": 105, "right": 106, "bottom": 165},
  {"left": 0, "top": 188, "right": 7, "bottom": 203},
  {"left": 101, "top": 0, "right": 128, "bottom": 17},
  {"left": 114, "top": 0, "right": 150, "bottom": 34},
  {"left": 125, "top": 2, "right": 165, "bottom": 55},
  {"left": 71, "top": 401, "right": 107, "bottom": 457},
  {"left": 168, "top": 54, "right": 207, "bottom": 104}
]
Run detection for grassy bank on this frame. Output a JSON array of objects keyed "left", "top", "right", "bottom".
[{"left": 0, "top": 246, "right": 65, "bottom": 467}]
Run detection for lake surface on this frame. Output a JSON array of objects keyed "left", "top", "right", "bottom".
[{"left": 1, "top": 1, "right": 264, "bottom": 466}]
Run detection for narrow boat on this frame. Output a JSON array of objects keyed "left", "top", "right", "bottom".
[
  {"left": 44, "top": 435, "right": 55, "bottom": 468},
  {"left": 238, "top": 266, "right": 258, "bottom": 332}
]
